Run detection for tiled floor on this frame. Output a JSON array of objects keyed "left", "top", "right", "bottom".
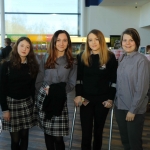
[{"left": 0, "top": 89, "right": 150, "bottom": 150}]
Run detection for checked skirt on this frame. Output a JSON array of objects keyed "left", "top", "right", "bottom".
[
  {"left": 2, "top": 96, "right": 37, "bottom": 132},
  {"left": 36, "top": 83, "right": 69, "bottom": 136}
]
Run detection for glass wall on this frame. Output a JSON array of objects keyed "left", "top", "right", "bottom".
[
  {"left": 0, "top": 5, "right": 1, "bottom": 47},
  {"left": 5, "top": 0, "right": 79, "bottom": 35}
]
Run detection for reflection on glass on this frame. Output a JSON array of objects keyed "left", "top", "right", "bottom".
[
  {"left": 139, "top": 47, "right": 146, "bottom": 54},
  {"left": 5, "top": 14, "right": 78, "bottom": 35},
  {"left": 5, "top": 0, "right": 78, "bottom": 13},
  {"left": 72, "top": 43, "right": 85, "bottom": 58}
]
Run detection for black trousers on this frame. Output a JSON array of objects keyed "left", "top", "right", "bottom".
[
  {"left": 115, "top": 107, "right": 145, "bottom": 150},
  {"left": 80, "top": 100, "right": 109, "bottom": 150}
]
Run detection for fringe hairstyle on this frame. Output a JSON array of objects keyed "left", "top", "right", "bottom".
[
  {"left": 120, "top": 28, "right": 140, "bottom": 51},
  {"left": 82, "top": 29, "right": 109, "bottom": 66},
  {"left": 9, "top": 37, "right": 39, "bottom": 78},
  {"left": 45, "top": 30, "right": 74, "bottom": 69}
]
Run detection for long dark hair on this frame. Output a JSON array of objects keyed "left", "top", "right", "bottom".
[
  {"left": 9, "top": 37, "right": 39, "bottom": 78},
  {"left": 45, "top": 30, "right": 74, "bottom": 69}
]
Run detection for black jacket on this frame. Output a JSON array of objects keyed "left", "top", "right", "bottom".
[
  {"left": 1, "top": 46, "right": 12, "bottom": 60},
  {"left": 42, "top": 82, "right": 67, "bottom": 120}
]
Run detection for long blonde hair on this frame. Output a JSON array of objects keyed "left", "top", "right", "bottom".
[{"left": 82, "top": 29, "right": 109, "bottom": 66}]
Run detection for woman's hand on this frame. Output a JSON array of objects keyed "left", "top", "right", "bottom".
[
  {"left": 126, "top": 112, "right": 135, "bottom": 121},
  {"left": 3, "top": 111, "right": 10, "bottom": 122},
  {"left": 44, "top": 86, "right": 50, "bottom": 95},
  {"left": 102, "top": 99, "right": 113, "bottom": 108},
  {"left": 74, "top": 96, "right": 82, "bottom": 107},
  {"left": 82, "top": 99, "right": 89, "bottom": 106}
]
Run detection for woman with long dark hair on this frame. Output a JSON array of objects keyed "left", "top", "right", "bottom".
[
  {"left": 0, "top": 37, "right": 39, "bottom": 150},
  {"left": 35, "top": 30, "right": 77, "bottom": 150}
]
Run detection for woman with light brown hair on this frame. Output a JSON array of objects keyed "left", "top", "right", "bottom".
[
  {"left": 35, "top": 30, "right": 77, "bottom": 150},
  {"left": 74, "top": 29, "right": 117, "bottom": 150}
]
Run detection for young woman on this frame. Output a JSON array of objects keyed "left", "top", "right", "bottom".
[
  {"left": 35, "top": 30, "right": 77, "bottom": 150},
  {"left": 74, "top": 29, "right": 117, "bottom": 150},
  {"left": 115, "top": 28, "right": 150, "bottom": 150},
  {"left": 0, "top": 37, "right": 39, "bottom": 150}
]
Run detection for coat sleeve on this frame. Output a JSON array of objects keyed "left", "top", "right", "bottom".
[
  {"left": 66, "top": 61, "right": 77, "bottom": 93},
  {"left": 0, "top": 62, "right": 9, "bottom": 111},
  {"left": 107, "top": 53, "right": 118, "bottom": 101},
  {"left": 75, "top": 53, "right": 84, "bottom": 97},
  {"left": 129, "top": 59, "right": 150, "bottom": 114},
  {"left": 35, "top": 57, "right": 45, "bottom": 94}
]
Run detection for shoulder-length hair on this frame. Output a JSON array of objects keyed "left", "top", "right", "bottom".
[
  {"left": 120, "top": 28, "right": 140, "bottom": 51},
  {"left": 45, "top": 30, "right": 74, "bottom": 69},
  {"left": 9, "top": 37, "right": 39, "bottom": 78},
  {"left": 82, "top": 29, "right": 109, "bottom": 66}
]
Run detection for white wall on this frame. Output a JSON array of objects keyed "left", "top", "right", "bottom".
[
  {"left": 138, "top": 26, "right": 150, "bottom": 46},
  {"left": 140, "top": 2, "right": 150, "bottom": 27},
  {"left": 83, "top": 5, "right": 150, "bottom": 46}
]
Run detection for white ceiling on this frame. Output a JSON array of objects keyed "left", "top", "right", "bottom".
[{"left": 100, "top": 0, "right": 150, "bottom": 6}]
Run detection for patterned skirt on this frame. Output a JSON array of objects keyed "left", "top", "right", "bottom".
[
  {"left": 2, "top": 96, "right": 37, "bottom": 132},
  {"left": 37, "top": 101, "right": 69, "bottom": 136}
]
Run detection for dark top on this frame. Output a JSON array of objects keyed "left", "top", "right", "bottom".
[
  {"left": 0, "top": 61, "right": 36, "bottom": 111},
  {"left": 1, "top": 46, "right": 12, "bottom": 59},
  {"left": 0, "top": 50, "right": 2, "bottom": 61},
  {"left": 42, "top": 82, "right": 67, "bottom": 120},
  {"left": 76, "top": 52, "right": 117, "bottom": 102}
]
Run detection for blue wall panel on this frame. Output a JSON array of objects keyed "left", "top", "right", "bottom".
[{"left": 85, "top": 0, "right": 103, "bottom": 7}]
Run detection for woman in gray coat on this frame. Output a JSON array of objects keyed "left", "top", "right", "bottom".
[{"left": 35, "top": 30, "right": 77, "bottom": 150}]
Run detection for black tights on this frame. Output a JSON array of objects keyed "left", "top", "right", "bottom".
[
  {"left": 44, "top": 133, "right": 65, "bottom": 150},
  {"left": 10, "top": 129, "right": 29, "bottom": 150}
]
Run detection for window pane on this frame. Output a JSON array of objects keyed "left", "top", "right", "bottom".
[
  {"left": 5, "top": 0, "right": 78, "bottom": 13},
  {"left": 0, "top": 9, "right": 1, "bottom": 35},
  {"left": 5, "top": 14, "right": 78, "bottom": 35}
]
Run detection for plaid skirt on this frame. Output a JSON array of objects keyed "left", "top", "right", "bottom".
[
  {"left": 37, "top": 101, "right": 69, "bottom": 136},
  {"left": 2, "top": 96, "right": 37, "bottom": 132}
]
